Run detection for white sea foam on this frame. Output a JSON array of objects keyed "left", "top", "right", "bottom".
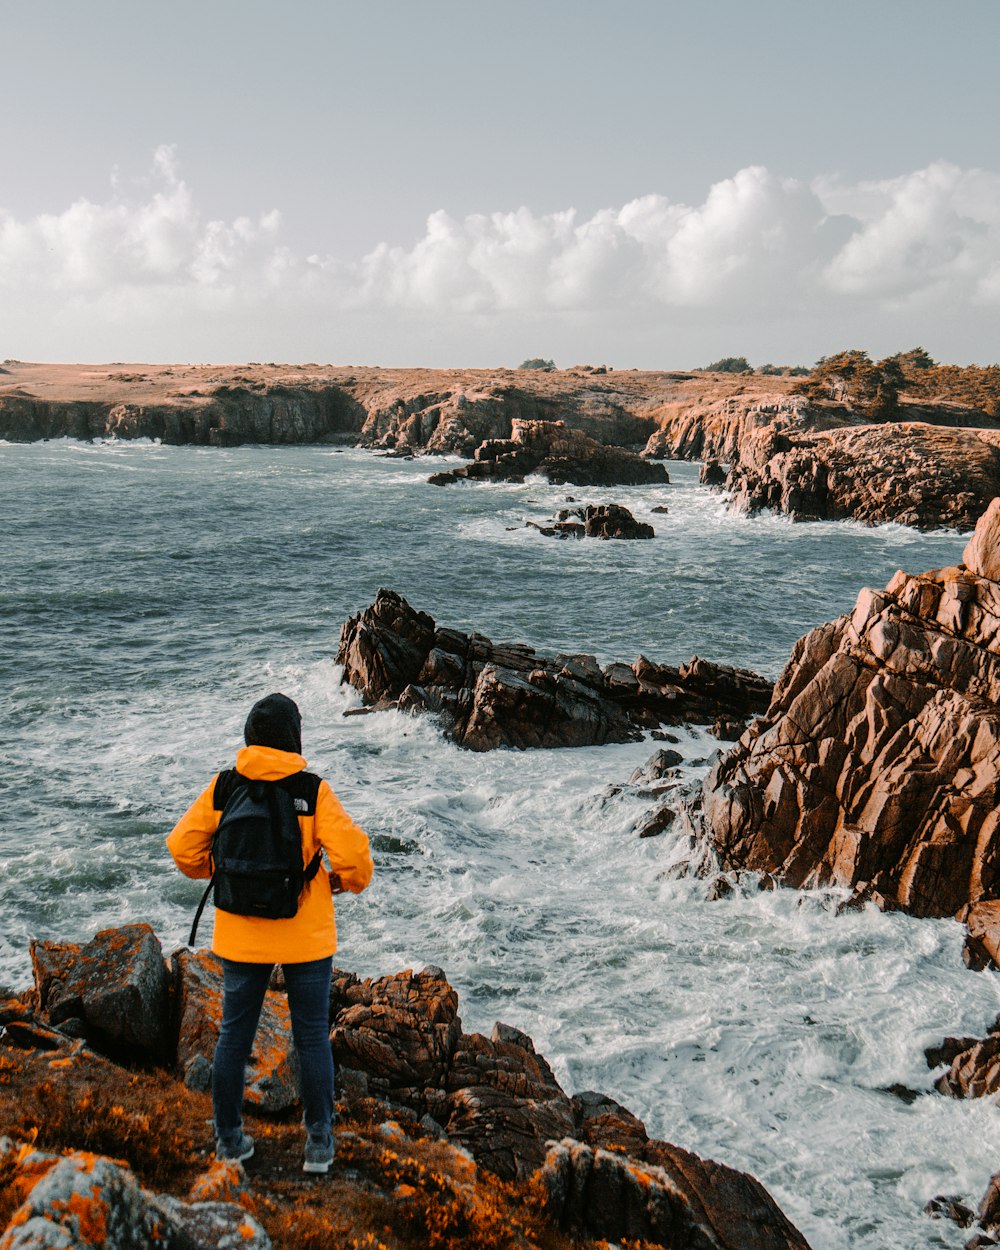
[{"left": 1, "top": 440, "right": 993, "bottom": 1248}]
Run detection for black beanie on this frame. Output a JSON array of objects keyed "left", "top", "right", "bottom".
[{"left": 244, "top": 693, "right": 303, "bottom": 754}]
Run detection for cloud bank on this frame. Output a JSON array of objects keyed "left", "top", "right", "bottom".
[{"left": 2, "top": 146, "right": 998, "bottom": 362}]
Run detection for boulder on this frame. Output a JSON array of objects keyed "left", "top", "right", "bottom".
[
  {"left": 30, "top": 925, "right": 169, "bottom": 1060},
  {"left": 174, "top": 949, "right": 299, "bottom": 1113},
  {"left": 541, "top": 1136, "right": 812, "bottom": 1250},
  {"left": 697, "top": 500, "right": 1000, "bottom": 916},
  {"left": 338, "top": 590, "right": 773, "bottom": 750},
  {"left": 960, "top": 900, "right": 1000, "bottom": 970},
  {"left": 444, "top": 1023, "right": 576, "bottom": 1179},
  {"left": 428, "top": 419, "right": 670, "bottom": 487},
  {"left": 330, "top": 967, "right": 461, "bottom": 1125},
  {"left": 0, "top": 1148, "right": 270, "bottom": 1250}
]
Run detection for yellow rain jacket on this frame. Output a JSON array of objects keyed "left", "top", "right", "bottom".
[{"left": 167, "top": 744, "right": 373, "bottom": 963}]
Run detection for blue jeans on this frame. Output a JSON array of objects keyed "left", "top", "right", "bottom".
[{"left": 212, "top": 955, "right": 334, "bottom": 1145}]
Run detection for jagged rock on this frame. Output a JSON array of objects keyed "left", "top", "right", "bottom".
[
  {"left": 444, "top": 1022, "right": 575, "bottom": 1179},
  {"left": 965, "top": 499, "right": 1000, "bottom": 580},
  {"left": 0, "top": 930, "right": 811, "bottom": 1249},
  {"left": 541, "top": 1136, "right": 811, "bottom": 1250},
  {"left": 174, "top": 949, "right": 299, "bottom": 1113},
  {"left": 961, "top": 900, "right": 1000, "bottom": 969},
  {"left": 571, "top": 1090, "right": 649, "bottom": 1156},
  {"left": 726, "top": 421, "right": 1000, "bottom": 530},
  {"left": 924, "top": 1194, "right": 976, "bottom": 1227},
  {"left": 630, "top": 749, "right": 684, "bottom": 783},
  {"left": 530, "top": 502, "right": 655, "bottom": 540},
  {"left": 30, "top": 925, "right": 169, "bottom": 1060},
  {"left": 933, "top": 1026, "right": 1000, "bottom": 1099},
  {"left": 925, "top": 1035, "right": 983, "bottom": 1070},
  {"left": 428, "top": 419, "right": 670, "bottom": 487},
  {"left": 980, "top": 1172, "right": 1000, "bottom": 1235},
  {"left": 700, "top": 458, "right": 727, "bottom": 486},
  {"left": 330, "top": 968, "right": 461, "bottom": 1125},
  {"left": 698, "top": 500, "right": 1000, "bottom": 917},
  {"left": 338, "top": 590, "right": 772, "bottom": 750}
]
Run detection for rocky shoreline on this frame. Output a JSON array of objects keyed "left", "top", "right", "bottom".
[
  {"left": 679, "top": 499, "right": 1000, "bottom": 938},
  {"left": 0, "top": 923, "right": 812, "bottom": 1250},
  {"left": 7, "top": 359, "right": 1000, "bottom": 529}
]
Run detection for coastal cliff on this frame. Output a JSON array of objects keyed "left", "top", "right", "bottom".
[{"left": 692, "top": 498, "right": 1000, "bottom": 919}]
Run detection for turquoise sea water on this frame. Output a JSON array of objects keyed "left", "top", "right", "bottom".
[{"left": 3, "top": 439, "right": 999, "bottom": 1249}]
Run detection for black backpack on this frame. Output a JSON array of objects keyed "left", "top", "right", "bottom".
[{"left": 188, "top": 769, "right": 322, "bottom": 946}]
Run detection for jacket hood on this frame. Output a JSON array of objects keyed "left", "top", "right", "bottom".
[
  {"left": 244, "top": 692, "right": 302, "bottom": 754},
  {"left": 235, "top": 744, "right": 308, "bottom": 780}
]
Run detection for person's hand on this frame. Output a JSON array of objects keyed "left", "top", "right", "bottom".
[{"left": 330, "top": 872, "right": 346, "bottom": 894}]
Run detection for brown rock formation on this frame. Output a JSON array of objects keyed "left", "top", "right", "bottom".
[
  {"left": 4, "top": 925, "right": 813, "bottom": 1250},
  {"left": 428, "top": 419, "right": 670, "bottom": 487},
  {"left": 0, "top": 360, "right": 777, "bottom": 451},
  {"left": 541, "top": 1137, "right": 811, "bottom": 1250},
  {"left": 337, "top": 589, "right": 773, "bottom": 750},
  {"left": 725, "top": 421, "right": 1000, "bottom": 529},
  {"left": 695, "top": 500, "right": 1000, "bottom": 917},
  {"left": 528, "top": 502, "right": 655, "bottom": 540}
]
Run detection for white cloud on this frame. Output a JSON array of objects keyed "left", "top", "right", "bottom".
[{"left": 2, "top": 148, "right": 1000, "bottom": 361}]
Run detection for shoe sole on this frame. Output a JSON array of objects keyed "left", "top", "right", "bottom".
[{"left": 303, "top": 1159, "right": 332, "bottom": 1174}]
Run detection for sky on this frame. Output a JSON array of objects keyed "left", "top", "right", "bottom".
[{"left": 2, "top": 0, "right": 999, "bottom": 368}]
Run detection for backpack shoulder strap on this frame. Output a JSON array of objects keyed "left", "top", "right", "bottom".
[{"left": 212, "top": 768, "right": 243, "bottom": 811}]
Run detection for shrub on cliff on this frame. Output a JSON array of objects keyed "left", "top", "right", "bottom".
[
  {"left": 702, "top": 355, "right": 752, "bottom": 373},
  {"left": 804, "top": 349, "right": 902, "bottom": 418},
  {"left": 518, "top": 357, "right": 556, "bottom": 371}
]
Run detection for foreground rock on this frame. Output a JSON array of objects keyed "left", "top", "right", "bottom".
[
  {"left": 695, "top": 500, "right": 1000, "bottom": 917},
  {"left": 338, "top": 589, "right": 772, "bottom": 749},
  {"left": 0, "top": 926, "right": 812, "bottom": 1250},
  {"left": 527, "top": 502, "right": 655, "bottom": 540},
  {"left": 0, "top": 1143, "right": 270, "bottom": 1250},
  {"left": 428, "top": 419, "right": 670, "bottom": 487}
]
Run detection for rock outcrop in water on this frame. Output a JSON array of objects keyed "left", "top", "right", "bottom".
[
  {"left": 427, "top": 419, "right": 670, "bottom": 487},
  {"left": 0, "top": 925, "right": 813, "bottom": 1250},
  {"left": 526, "top": 502, "right": 655, "bottom": 540},
  {"left": 693, "top": 499, "right": 1000, "bottom": 918},
  {"left": 337, "top": 589, "right": 772, "bottom": 750}
]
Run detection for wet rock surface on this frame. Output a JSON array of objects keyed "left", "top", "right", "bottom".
[
  {"left": 427, "top": 419, "right": 670, "bottom": 487},
  {"left": 338, "top": 589, "right": 773, "bottom": 750},
  {"left": 526, "top": 501, "right": 656, "bottom": 540},
  {"left": 696, "top": 500, "right": 1000, "bottom": 917}
]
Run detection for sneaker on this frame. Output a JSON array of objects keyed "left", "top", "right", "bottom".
[
  {"left": 303, "top": 1133, "right": 334, "bottom": 1175},
  {"left": 215, "top": 1130, "right": 254, "bottom": 1163}
]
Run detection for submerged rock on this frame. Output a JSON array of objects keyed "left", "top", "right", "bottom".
[
  {"left": 428, "top": 418, "right": 670, "bottom": 487},
  {"left": 338, "top": 589, "right": 772, "bottom": 750},
  {"left": 696, "top": 499, "right": 1000, "bottom": 917}
]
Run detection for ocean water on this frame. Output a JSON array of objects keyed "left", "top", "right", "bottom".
[{"left": 3, "top": 439, "right": 1000, "bottom": 1248}]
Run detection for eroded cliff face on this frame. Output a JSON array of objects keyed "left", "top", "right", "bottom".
[
  {"left": 725, "top": 420, "right": 1000, "bottom": 530},
  {"left": 697, "top": 500, "right": 1000, "bottom": 918}
]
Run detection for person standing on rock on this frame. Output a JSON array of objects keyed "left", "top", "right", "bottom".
[{"left": 166, "top": 692, "right": 372, "bottom": 1174}]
